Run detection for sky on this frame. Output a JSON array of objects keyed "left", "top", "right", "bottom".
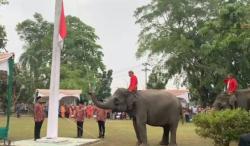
[{"left": 0, "top": 0, "right": 179, "bottom": 92}]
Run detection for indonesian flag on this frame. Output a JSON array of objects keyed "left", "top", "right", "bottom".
[{"left": 59, "top": 1, "right": 67, "bottom": 41}]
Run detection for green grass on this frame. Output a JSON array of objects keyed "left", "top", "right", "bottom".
[{"left": 0, "top": 116, "right": 237, "bottom": 146}]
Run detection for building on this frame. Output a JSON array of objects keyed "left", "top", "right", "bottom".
[
  {"left": 166, "top": 89, "right": 190, "bottom": 107},
  {"left": 35, "top": 89, "right": 82, "bottom": 105}
]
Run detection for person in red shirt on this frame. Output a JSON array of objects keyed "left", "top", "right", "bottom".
[
  {"left": 94, "top": 101, "right": 108, "bottom": 138},
  {"left": 128, "top": 71, "right": 138, "bottom": 92},
  {"left": 224, "top": 73, "right": 238, "bottom": 108},
  {"left": 224, "top": 73, "right": 238, "bottom": 94},
  {"left": 75, "top": 101, "right": 85, "bottom": 138},
  {"left": 34, "top": 96, "right": 45, "bottom": 141}
]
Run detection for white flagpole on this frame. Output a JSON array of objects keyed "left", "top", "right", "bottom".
[{"left": 46, "top": 0, "right": 63, "bottom": 138}]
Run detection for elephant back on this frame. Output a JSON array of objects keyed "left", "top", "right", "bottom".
[
  {"left": 138, "top": 89, "right": 181, "bottom": 110},
  {"left": 235, "top": 89, "right": 250, "bottom": 110}
]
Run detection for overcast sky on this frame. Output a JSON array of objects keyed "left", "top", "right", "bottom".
[{"left": 0, "top": 0, "right": 178, "bottom": 92}]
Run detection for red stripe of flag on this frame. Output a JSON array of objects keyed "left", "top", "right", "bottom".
[{"left": 59, "top": 1, "right": 67, "bottom": 39}]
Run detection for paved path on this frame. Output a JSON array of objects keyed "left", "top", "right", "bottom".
[{"left": 10, "top": 137, "right": 100, "bottom": 146}]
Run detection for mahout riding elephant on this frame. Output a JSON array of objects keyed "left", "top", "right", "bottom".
[
  {"left": 89, "top": 88, "right": 182, "bottom": 146},
  {"left": 213, "top": 89, "right": 250, "bottom": 110}
]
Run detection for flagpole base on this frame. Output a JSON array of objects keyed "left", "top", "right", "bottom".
[{"left": 12, "top": 137, "right": 100, "bottom": 146}]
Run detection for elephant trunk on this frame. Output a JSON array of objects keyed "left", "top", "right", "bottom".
[{"left": 89, "top": 93, "right": 113, "bottom": 110}]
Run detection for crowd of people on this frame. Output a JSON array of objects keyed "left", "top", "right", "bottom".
[
  {"left": 182, "top": 106, "right": 213, "bottom": 122},
  {"left": 59, "top": 103, "right": 97, "bottom": 119}
]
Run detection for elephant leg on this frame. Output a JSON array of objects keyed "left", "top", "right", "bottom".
[
  {"left": 133, "top": 118, "right": 142, "bottom": 145},
  {"left": 159, "top": 125, "right": 170, "bottom": 145},
  {"left": 169, "top": 124, "right": 178, "bottom": 146},
  {"left": 229, "top": 94, "right": 237, "bottom": 109},
  {"left": 136, "top": 120, "right": 148, "bottom": 146}
]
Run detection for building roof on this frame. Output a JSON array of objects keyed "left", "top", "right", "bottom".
[
  {"left": 36, "top": 89, "right": 82, "bottom": 100},
  {"left": 0, "top": 53, "right": 14, "bottom": 63},
  {"left": 166, "top": 89, "right": 190, "bottom": 103},
  {"left": 166, "top": 89, "right": 189, "bottom": 96}
]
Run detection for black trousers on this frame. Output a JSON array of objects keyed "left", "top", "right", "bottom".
[
  {"left": 98, "top": 121, "right": 105, "bottom": 137},
  {"left": 34, "top": 121, "right": 43, "bottom": 140},
  {"left": 77, "top": 121, "right": 83, "bottom": 137}
]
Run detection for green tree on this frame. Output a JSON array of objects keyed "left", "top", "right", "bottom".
[
  {"left": 0, "top": 71, "right": 7, "bottom": 111},
  {"left": 147, "top": 66, "right": 166, "bottom": 89},
  {"left": 135, "top": 0, "right": 250, "bottom": 106},
  {"left": 16, "top": 13, "right": 105, "bottom": 102},
  {"left": 61, "top": 16, "right": 105, "bottom": 92},
  {"left": 96, "top": 70, "right": 113, "bottom": 100},
  {"left": 14, "top": 64, "right": 35, "bottom": 103},
  {"left": 0, "top": 0, "right": 8, "bottom": 5},
  {"left": 0, "top": 0, "right": 8, "bottom": 50},
  {"left": 0, "top": 0, "right": 8, "bottom": 111},
  {"left": 0, "top": 25, "right": 7, "bottom": 49},
  {"left": 16, "top": 13, "right": 53, "bottom": 103}
]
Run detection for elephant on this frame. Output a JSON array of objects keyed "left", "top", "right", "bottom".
[
  {"left": 89, "top": 88, "right": 182, "bottom": 146},
  {"left": 213, "top": 89, "right": 250, "bottom": 110}
]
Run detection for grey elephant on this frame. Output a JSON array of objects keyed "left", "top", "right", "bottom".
[
  {"left": 89, "top": 88, "right": 182, "bottom": 146},
  {"left": 213, "top": 89, "right": 250, "bottom": 110}
]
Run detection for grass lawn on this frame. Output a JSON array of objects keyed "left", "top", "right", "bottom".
[{"left": 0, "top": 116, "right": 237, "bottom": 146}]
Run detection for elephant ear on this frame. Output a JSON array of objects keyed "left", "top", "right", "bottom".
[
  {"left": 126, "top": 92, "right": 138, "bottom": 111},
  {"left": 118, "top": 88, "right": 138, "bottom": 111}
]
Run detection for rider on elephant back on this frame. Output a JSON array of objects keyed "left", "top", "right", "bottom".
[
  {"left": 128, "top": 70, "right": 138, "bottom": 96},
  {"left": 224, "top": 73, "right": 238, "bottom": 108}
]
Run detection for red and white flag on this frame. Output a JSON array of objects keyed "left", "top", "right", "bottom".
[
  {"left": 59, "top": 1, "right": 67, "bottom": 41},
  {"left": 47, "top": 0, "right": 67, "bottom": 138}
]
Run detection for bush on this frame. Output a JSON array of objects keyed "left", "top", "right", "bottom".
[{"left": 193, "top": 109, "right": 250, "bottom": 146}]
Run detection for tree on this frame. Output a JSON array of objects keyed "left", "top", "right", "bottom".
[
  {"left": 0, "top": 70, "right": 7, "bottom": 111},
  {"left": 0, "top": 0, "right": 8, "bottom": 50},
  {"left": 0, "top": 0, "right": 8, "bottom": 5},
  {"left": 0, "top": 25, "right": 7, "bottom": 49},
  {"left": 16, "top": 13, "right": 53, "bottom": 102},
  {"left": 60, "top": 16, "right": 105, "bottom": 92},
  {"left": 147, "top": 66, "right": 166, "bottom": 89},
  {"left": 0, "top": 0, "right": 8, "bottom": 111},
  {"left": 95, "top": 70, "right": 113, "bottom": 100},
  {"left": 16, "top": 13, "right": 106, "bottom": 102},
  {"left": 135, "top": 0, "right": 250, "bottom": 106}
]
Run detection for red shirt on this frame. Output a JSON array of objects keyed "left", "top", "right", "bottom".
[
  {"left": 95, "top": 107, "right": 108, "bottom": 122},
  {"left": 75, "top": 105, "right": 85, "bottom": 122},
  {"left": 224, "top": 77, "right": 238, "bottom": 93},
  {"left": 128, "top": 75, "right": 138, "bottom": 92},
  {"left": 34, "top": 103, "right": 44, "bottom": 122}
]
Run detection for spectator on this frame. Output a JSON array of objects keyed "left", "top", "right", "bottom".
[
  {"left": 65, "top": 105, "right": 69, "bottom": 118},
  {"left": 16, "top": 102, "right": 21, "bottom": 118},
  {"left": 94, "top": 101, "right": 108, "bottom": 138},
  {"left": 75, "top": 101, "right": 85, "bottom": 138},
  {"left": 69, "top": 105, "right": 75, "bottom": 118},
  {"left": 60, "top": 103, "right": 66, "bottom": 118},
  {"left": 34, "top": 96, "right": 45, "bottom": 141},
  {"left": 44, "top": 103, "right": 48, "bottom": 118},
  {"left": 184, "top": 108, "right": 190, "bottom": 122}
]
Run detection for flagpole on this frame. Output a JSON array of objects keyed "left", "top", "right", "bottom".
[{"left": 46, "top": 0, "right": 63, "bottom": 138}]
